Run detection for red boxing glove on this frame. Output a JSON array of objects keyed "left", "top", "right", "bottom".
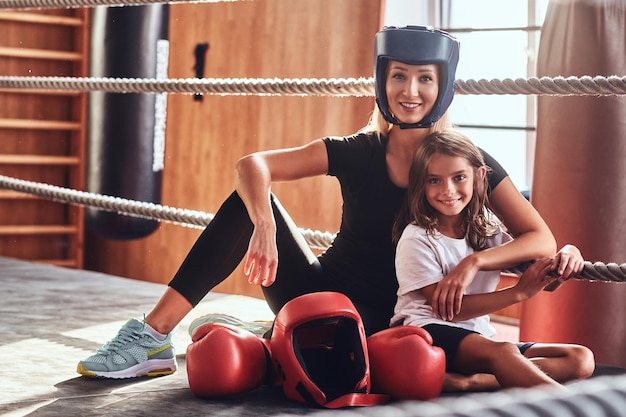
[
  {"left": 367, "top": 326, "right": 445, "bottom": 400},
  {"left": 186, "top": 323, "right": 271, "bottom": 397}
]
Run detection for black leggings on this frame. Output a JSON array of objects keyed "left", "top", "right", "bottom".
[
  {"left": 168, "top": 191, "right": 391, "bottom": 335},
  {"left": 169, "top": 191, "right": 334, "bottom": 315}
]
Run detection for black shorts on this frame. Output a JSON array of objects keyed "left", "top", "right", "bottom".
[{"left": 422, "top": 324, "right": 535, "bottom": 373}]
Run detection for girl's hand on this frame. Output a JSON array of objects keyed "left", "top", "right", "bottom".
[
  {"left": 431, "top": 257, "right": 479, "bottom": 321},
  {"left": 244, "top": 224, "right": 278, "bottom": 287},
  {"left": 515, "top": 257, "right": 558, "bottom": 300},
  {"left": 552, "top": 244, "right": 584, "bottom": 279}
]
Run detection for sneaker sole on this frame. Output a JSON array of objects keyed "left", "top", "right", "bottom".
[{"left": 77, "top": 358, "right": 177, "bottom": 379}]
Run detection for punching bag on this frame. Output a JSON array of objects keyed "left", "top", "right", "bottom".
[
  {"left": 87, "top": 5, "right": 169, "bottom": 240},
  {"left": 520, "top": 0, "right": 626, "bottom": 367}
]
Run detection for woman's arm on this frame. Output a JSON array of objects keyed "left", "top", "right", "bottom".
[
  {"left": 234, "top": 139, "right": 329, "bottom": 287},
  {"left": 431, "top": 177, "right": 557, "bottom": 320},
  {"left": 424, "top": 257, "right": 557, "bottom": 322}
]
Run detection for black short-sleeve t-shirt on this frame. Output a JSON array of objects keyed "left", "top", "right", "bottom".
[{"left": 320, "top": 132, "right": 507, "bottom": 316}]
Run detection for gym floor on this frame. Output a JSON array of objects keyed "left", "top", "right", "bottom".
[{"left": 1, "top": 256, "right": 624, "bottom": 417}]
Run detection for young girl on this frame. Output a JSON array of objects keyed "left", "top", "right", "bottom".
[{"left": 391, "top": 130, "right": 595, "bottom": 390}]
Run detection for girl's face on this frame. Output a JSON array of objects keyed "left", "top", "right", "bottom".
[
  {"left": 385, "top": 60, "right": 439, "bottom": 125},
  {"left": 424, "top": 153, "right": 485, "bottom": 222}
]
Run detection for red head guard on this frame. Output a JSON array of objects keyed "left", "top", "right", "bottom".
[{"left": 270, "top": 292, "right": 387, "bottom": 408}]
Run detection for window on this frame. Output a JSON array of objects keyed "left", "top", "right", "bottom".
[{"left": 384, "top": 0, "right": 550, "bottom": 191}]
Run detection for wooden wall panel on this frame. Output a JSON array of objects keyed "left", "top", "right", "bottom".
[
  {"left": 84, "top": 0, "right": 382, "bottom": 299},
  {"left": 0, "top": 9, "right": 86, "bottom": 267}
]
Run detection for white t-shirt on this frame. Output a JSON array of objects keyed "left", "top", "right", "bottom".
[{"left": 392, "top": 223, "right": 512, "bottom": 338}]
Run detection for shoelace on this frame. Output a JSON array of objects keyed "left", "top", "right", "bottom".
[
  {"left": 96, "top": 325, "right": 142, "bottom": 355},
  {"left": 190, "top": 315, "right": 269, "bottom": 337}
]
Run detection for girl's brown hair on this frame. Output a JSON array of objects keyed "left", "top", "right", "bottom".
[{"left": 392, "top": 130, "right": 500, "bottom": 250}]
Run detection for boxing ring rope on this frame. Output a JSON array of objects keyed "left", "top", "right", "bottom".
[
  {"left": 0, "top": 0, "right": 247, "bottom": 10},
  {"left": 0, "top": 173, "right": 625, "bottom": 285},
  {"left": 1, "top": 74, "right": 626, "bottom": 96},
  {"left": 298, "top": 375, "right": 626, "bottom": 417},
  {"left": 0, "top": 175, "right": 336, "bottom": 250}
]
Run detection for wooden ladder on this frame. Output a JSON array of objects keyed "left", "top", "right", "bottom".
[{"left": 0, "top": 8, "right": 88, "bottom": 268}]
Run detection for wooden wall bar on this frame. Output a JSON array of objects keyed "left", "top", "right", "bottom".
[
  {"left": 84, "top": 0, "right": 382, "bottom": 298},
  {"left": 0, "top": 8, "right": 86, "bottom": 268}
]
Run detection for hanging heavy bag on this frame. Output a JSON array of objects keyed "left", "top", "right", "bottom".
[{"left": 87, "top": 4, "right": 169, "bottom": 239}]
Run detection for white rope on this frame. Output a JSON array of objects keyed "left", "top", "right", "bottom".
[
  {"left": 0, "top": 0, "right": 247, "bottom": 10},
  {"left": 0, "top": 76, "right": 373, "bottom": 97},
  {"left": 506, "top": 261, "right": 626, "bottom": 284},
  {"left": 2, "top": 75, "right": 626, "bottom": 96},
  {"left": 0, "top": 174, "right": 624, "bottom": 282},
  {"left": 0, "top": 175, "right": 336, "bottom": 250},
  {"left": 296, "top": 374, "right": 626, "bottom": 417},
  {"left": 456, "top": 75, "right": 626, "bottom": 96}
]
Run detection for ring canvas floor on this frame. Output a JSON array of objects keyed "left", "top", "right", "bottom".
[{"left": 1, "top": 256, "right": 623, "bottom": 417}]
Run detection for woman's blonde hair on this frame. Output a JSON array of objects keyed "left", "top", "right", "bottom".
[{"left": 392, "top": 130, "right": 500, "bottom": 250}]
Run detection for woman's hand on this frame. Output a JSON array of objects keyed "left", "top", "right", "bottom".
[
  {"left": 552, "top": 244, "right": 584, "bottom": 279},
  {"left": 244, "top": 222, "right": 278, "bottom": 287},
  {"left": 542, "top": 244, "right": 585, "bottom": 291},
  {"left": 235, "top": 139, "right": 329, "bottom": 287},
  {"left": 514, "top": 257, "right": 558, "bottom": 300},
  {"left": 431, "top": 256, "right": 479, "bottom": 321}
]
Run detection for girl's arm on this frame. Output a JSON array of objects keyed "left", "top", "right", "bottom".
[
  {"left": 234, "top": 139, "right": 329, "bottom": 287},
  {"left": 430, "top": 177, "right": 557, "bottom": 321},
  {"left": 424, "top": 257, "right": 557, "bottom": 322}
]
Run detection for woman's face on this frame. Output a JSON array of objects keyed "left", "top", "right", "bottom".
[{"left": 385, "top": 60, "right": 439, "bottom": 125}]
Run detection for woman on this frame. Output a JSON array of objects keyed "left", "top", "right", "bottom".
[{"left": 77, "top": 26, "right": 580, "bottom": 383}]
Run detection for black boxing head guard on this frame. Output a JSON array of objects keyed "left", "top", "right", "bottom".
[
  {"left": 270, "top": 292, "right": 370, "bottom": 407},
  {"left": 374, "top": 25, "right": 460, "bottom": 129}
]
